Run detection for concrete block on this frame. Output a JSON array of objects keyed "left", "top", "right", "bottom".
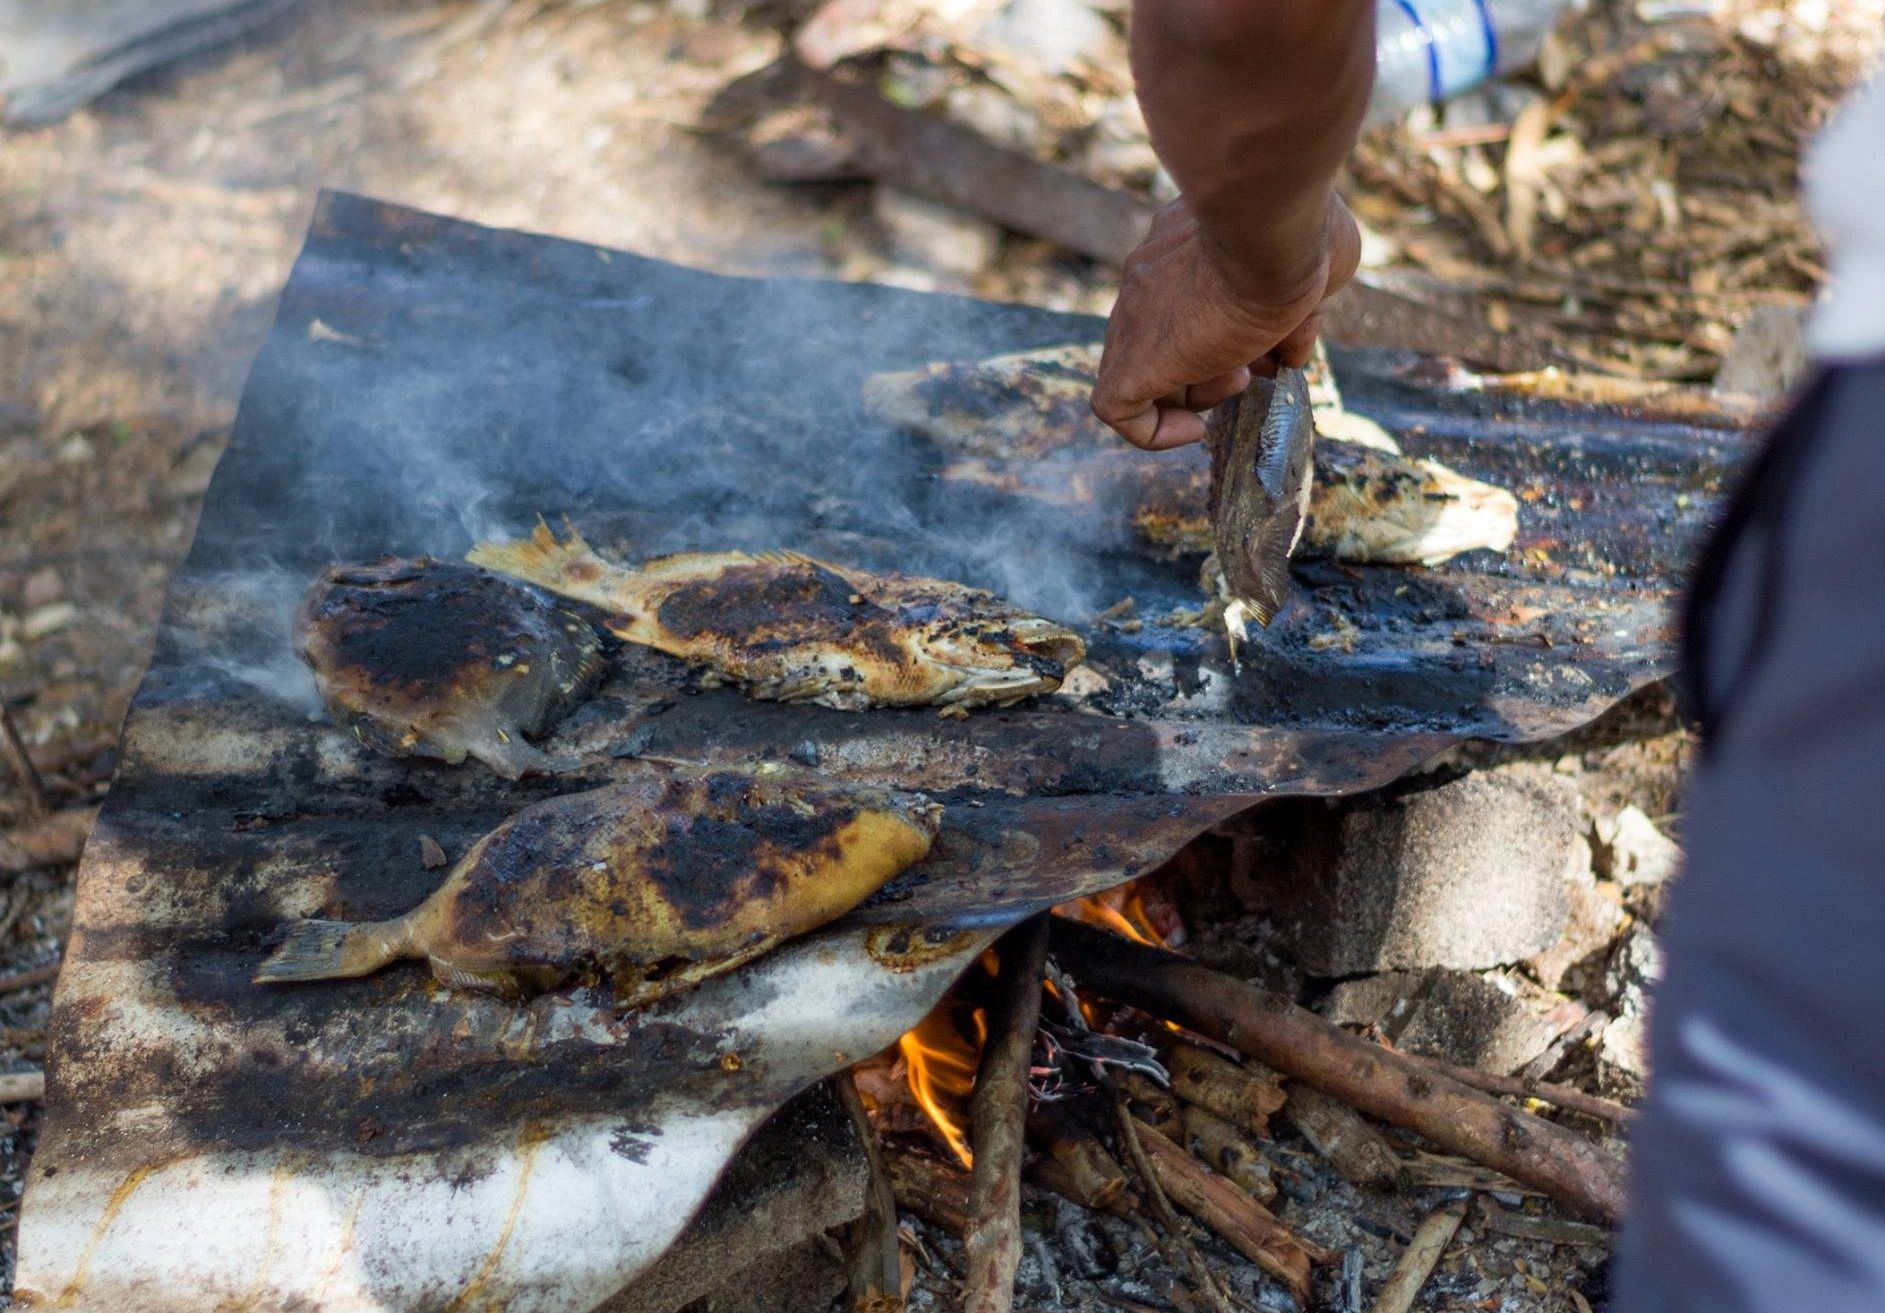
[{"left": 1244, "top": 766, "right": 1577, "bottom": 975}]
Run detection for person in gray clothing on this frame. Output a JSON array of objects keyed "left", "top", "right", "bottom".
[{"left": 1090, "top": 3, "right": 1885, "bottom": 1307}]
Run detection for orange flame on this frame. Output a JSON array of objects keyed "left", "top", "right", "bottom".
[
  {"left": 882, "top": 881, "right": 1177, "bottom": 1163},
  {"left": 1053, "top": 884, "right": 1168, "bottom": 947},
  {"left": 898, "top": 1002, "right": 985, "bottom": 1168}
]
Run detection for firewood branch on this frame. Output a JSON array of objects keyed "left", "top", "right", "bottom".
[
  {"left": 1049, "top": 919, "right": 1628, "bottom": 1226},
  {"left": 962, "top": 914, "right": 1049, "bottom": 1313}
]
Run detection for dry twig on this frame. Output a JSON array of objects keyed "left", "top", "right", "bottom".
[
  {"left": 887, "top": 1149, "right": 970, "bottom": 1233},
  {"left": 1399, "top": 1050, "right": 1634, "bottom": 1126},
  {"left": 1169, "top": 1043, "right": 1286, "bottom": 1139},
  {"left": 1280, "top": 1086, "right": 1402, "bottom": 1190},
  {"left": 0, "top": 962, "right": 61, "bottom": 996},
  {"left": 1050, "top": 920, "right": 1627, "bottom": 1225},
  {"left": 1369, "top": 1198, "right": 1468, "bottom": 1313}
]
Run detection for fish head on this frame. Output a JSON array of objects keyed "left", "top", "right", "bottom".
[{"left": 906, "top": 606, "right": 1088, "bottom": 705}]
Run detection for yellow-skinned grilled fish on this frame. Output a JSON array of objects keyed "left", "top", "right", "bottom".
[
  {"left": 296, "top": 557, "right": 606, "bottom": 778},
  {"left": 467, "top": 522, "right": 1085, "bottom": 709},
  {"left": 254, "top": 772, "right": 941, "bottom": 1004}
]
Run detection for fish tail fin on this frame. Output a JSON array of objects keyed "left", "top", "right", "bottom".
[
  {"left": 253, "top": 919, "right": 403, "bottom": 984},
  {"left": 467, "top": 517, "right": 622, "bottom": 606}
]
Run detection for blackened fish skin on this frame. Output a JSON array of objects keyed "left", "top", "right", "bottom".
[
  {"left": 469, "top": 523, "right": 1086, "bottom": 709},
  {"left": 1206, "top": 367, "right": 1317, "bottom": 630},
  {"left": 296, "top": 557, "right": 606, "bottom": 778},
  {"left": 253, "top": 772, "right": 941, "bottom": 1004}
]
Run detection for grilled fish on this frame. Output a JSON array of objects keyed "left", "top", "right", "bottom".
[
  {"left": 467, "top": 522, "right": 1085, "bottom": 709},
  {"left": 1131, "top": 442, "right": 1518, "bottom": 567},
  {"left": 862, "top": 343, "right": 1104, "bottom": 459},
  {"left": 296, "top": 557, "right": 606, "bottom": 779},
  {"left": 254, "top": 772, "right": 941, "bottom": 1004},
  {"left": 1206, "top": 368, "right": 1317, "bottom": 643}
]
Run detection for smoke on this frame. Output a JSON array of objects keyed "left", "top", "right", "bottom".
[{"left": 176, "top": 225, "right": 1153, "bottom": 711}]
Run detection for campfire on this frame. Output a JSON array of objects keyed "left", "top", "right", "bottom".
[{"left": 840, "top": 874, "right": 1628, "bottom": 1312}]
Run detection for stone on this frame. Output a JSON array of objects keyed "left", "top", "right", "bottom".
[
  {"left": 1596, "top": 921, "right": 1663, "bottom": 1080},
  {"left": 600, "top": 1084, "right": 868, "bottom": 1313},
  {"left": 1526, "top": 836, "right": 1626, "bottom": 993},
  {"left": 1322, "top": 968, "right": 1562, "bottom": 1076},
  {"left": 872, "top": 185, "right": 1002, "bottom": 278},
  {"left": 1592, "top": 805, "right": 1681, "bottom": 887},
  {"left": 1715, "top": 303, "right": 1809, "bottom": 398},
  {"left": 1237, "top": 766, "right": 1577, "bottom": 975}
]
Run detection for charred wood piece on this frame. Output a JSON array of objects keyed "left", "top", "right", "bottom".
[
  {"left": 1136, "top": 1121, "right": 1320, "bottom": 1306},
  {"left": 1169, "top": 1042, "right": 1288, "bottom": 1140},
  {"left": 1280, "top": 1086, "right": 1404, "bottom": 1191}
]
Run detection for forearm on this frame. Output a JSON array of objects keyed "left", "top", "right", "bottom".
[{"left": 1130, "top": 0, "right": 1375, "bottom": 294}]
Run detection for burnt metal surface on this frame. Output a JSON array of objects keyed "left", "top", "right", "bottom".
[{"left": 15, "top": 194, "right": 1745, "bottom": 1311}]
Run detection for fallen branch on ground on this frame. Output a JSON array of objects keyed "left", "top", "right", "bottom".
[{"left": 1049, "top": 919, "right": 1628, "bottom": 1225}]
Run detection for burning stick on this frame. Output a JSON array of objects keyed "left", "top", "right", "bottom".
[
  {"left": 1368, "top": 1198, "right": 1469, "bottom": 1313},
  {"left": 1026, "top": 1102, "right": 1131, "bottom": 1214},
  {"left": 1135, "top": 1121, "right": 1319, "bottom": 1306},
  {"left": 1180, "top": 1104, "right": 1278, "bottom": 1204},
  {"left": 1169, "top": 1043, "right": 1287, "bottom": 1139},
  {"left": 1280, "top": 1086, "right": 1403, "bottom": 1190},
  {"left": 1049, "top": 919, "right": 1628, "bottom": 1226},
  {"left": 963, "top": 916, "right": 1050, "bottom": 1313}
]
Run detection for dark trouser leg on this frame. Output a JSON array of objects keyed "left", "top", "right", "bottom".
[{"left": 1616, "top": 362, "right": 1885, "bottom": 1312}]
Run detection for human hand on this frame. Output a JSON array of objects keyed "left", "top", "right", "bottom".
[{"left": 1091, "top": 193, "right": 1361, "bottom": 450}]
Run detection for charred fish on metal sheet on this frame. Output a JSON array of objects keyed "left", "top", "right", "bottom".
[
  {"left": 296, "top": 557, "right": 606, "bottom": 779},
  {"left": 1206, "top": 368, "right": 1317, "bottom": 647},
  {"left": 467, "top": 523, "right": 1085, "bottom": 709},
  {"left": 861, "top": 343, "right": 1105, "bottom": 459},
  {"left": 1131, "top": 441, "right": 1518, "bottom": 567},
  {"left": 254, "top": 773, "right": 941, "bottom": 1003}
]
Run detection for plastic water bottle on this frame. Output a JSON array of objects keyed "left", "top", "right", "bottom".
[{"left": 1368, "top": 0, "right": 1573, "bottom": 124}]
